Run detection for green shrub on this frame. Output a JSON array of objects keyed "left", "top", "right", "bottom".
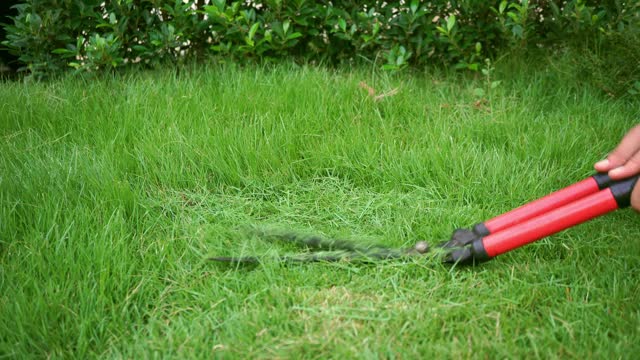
[
  {"left": 2, "top": 0, "right": 639, "bottom": 84},
  {"left": 578, "top": 31, "right": 640, "bottom": 98}
]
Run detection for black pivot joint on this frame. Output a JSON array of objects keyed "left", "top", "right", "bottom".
[{"left": 439, "top": 228, "right": 490, "bottom": 265}]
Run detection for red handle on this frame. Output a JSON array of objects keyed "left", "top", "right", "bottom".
[
  {"left": 478, "top": 175, "right": 610, "bottom": 235},
  {"left": 482, "top": 188, "right": 619, "bottom": 257},
  {"left": 443, "top": 174, "right": 637, "bottom": 265}
]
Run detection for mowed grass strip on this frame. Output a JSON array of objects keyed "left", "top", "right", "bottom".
[{"left": 1, "top": 64, "right": 639, "bottom": 358}]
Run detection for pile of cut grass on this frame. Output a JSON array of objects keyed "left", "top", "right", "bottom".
[{"left": 1, "top": 63, "right": 639, "bottom": 358}]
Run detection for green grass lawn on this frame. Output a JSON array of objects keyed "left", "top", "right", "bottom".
[{"left": 1, "top": 63, "right": 639, "bottom": 358}]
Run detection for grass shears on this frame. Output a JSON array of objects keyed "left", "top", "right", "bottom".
[
  {"left": 442, "top": 173, "right": 639, "bottom": 264},
  {"left": 210, "top": 173, "right": 638, "bottom": 265}
]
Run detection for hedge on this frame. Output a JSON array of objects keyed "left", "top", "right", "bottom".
[{"left": 2, "top": 0, "right": 639, "bottom": 80}]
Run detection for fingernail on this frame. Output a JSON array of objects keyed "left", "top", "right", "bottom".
[
  {"left": 595, "top": 159, "right": 610, "bottom": 168},
  {"left": 610, "top": 167, "right": 624, "bottom": 177}
]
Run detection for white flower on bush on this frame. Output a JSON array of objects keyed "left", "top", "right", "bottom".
[{"left": 244, "top": 0, "right": 263, "bottom": 10}]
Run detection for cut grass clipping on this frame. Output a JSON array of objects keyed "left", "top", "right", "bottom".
[{"left": 1, "top": 64, "right": 639, "bottom": 358}]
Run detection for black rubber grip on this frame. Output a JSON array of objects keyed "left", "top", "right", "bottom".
[
  {"left": 610, "top": 175, "right": 639, "bottom": 208},
  {"left": 593, "top": 173, "right": 614, "bottom": 190},
  {"left": 473, "top": 222, "right": 490, "bottom": 236},
  {"left": 471, "top": 238, "right": 490, "bottom": 262}
]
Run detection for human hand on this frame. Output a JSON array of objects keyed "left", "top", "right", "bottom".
[{"left": 594, "top": 125, "right": 640, "bottom": 211}]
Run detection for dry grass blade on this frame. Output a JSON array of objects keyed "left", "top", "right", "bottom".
[{"left": 359, "top": 81, "right": 400, "bottom": 102}]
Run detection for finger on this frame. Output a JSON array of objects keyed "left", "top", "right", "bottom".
[
  {"left": 608, "top": 149, "right": 640, "bottom": 179},
  {"left": 631, "top": 182, "right": 640, "bottom": 212},
  {"left": 595, "top": 125, "right": 640, "bottom": 172},
  {"left": 594, "top": 159, "right": 612, "bottom": 172}
]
